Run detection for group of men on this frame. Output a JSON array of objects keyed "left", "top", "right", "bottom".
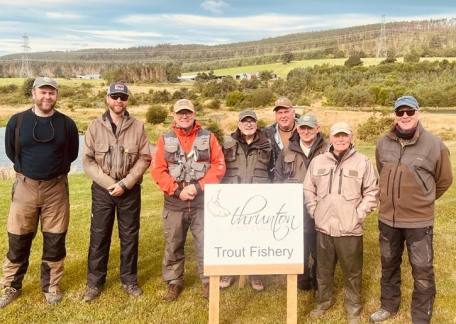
[{"left": 0, "top": 77, "right": 452, "bottom": 324}]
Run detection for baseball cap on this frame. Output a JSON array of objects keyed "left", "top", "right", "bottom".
[
  {"left": 33, "top": 77, "right": 58, "bottom": 90},
  {"left": 239, "top": 109, "right": 257, "bottom": 121},
  {"left": 297, "top": 114, "right": 318, "bottom": 128},
  {"left": 273, "top": 97, "right": 293, "bottom": 111},
  {"left": 173, "top": 99, "right": 195, "bottom": 113},
  {"left": 330, "top": 122, "right": 352, "bottom": 136},
  {"left": 394, "top": 95, "right": 419, "bottom": 111},
  {"left": 107, "top": 82, "right": 129, "bottom": 96}
]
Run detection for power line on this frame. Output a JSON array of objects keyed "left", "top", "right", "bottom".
[
  {"left": 376, "top": 15, "right": 387, "bottom": 58},
  {"left": 19, "top": 34, "right": 32, "bottom": 77}
]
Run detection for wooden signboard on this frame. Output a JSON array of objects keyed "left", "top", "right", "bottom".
[{"left": 204, "top": 183, "right": 304, "bottom": 324}]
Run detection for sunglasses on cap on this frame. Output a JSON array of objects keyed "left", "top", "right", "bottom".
[
  {"left": 395, "top": 110, "right": 416, "bottom": 117},
  {"left": 110, "top": 94, "right": 129, "bottom": 101}
]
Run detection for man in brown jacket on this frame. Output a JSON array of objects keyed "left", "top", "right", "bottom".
[
  {"left": 274, "top": 114, "right": 328, "bottom": 291},
  {"left": 304, "top": 122, "right": 379, "bottom": 324},
  {"left": 82, "top": 82, "right": 151, "bottom": 302},
  {"left": 370, "top": 96, "right": 453, "bottom": 324}
]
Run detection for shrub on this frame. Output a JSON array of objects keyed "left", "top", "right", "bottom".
[
  {"left": 206, "top": 120, "right": 224, "bottom": 144},
  {"left": 344, "top": 55, "right": 363, "bottom": 68},
  {"left": 357, "top": 114, "right": 394, "bottom": 143},
  {"left": 225, "top": 91, "right": 245, "bottom": 107},
  {"left": 22, "top": 78, "right": 35, "bottom": 97},
  {"left": 404, "top": 50, "right": 420, "bottom": 63},
  {"left": 152, "top": 90, "right": 171, "bottom": 103},
  {"left": 205, "top": 98, "right": 221, "bottom": 110},
  {"left": 0, "top": 84, "right": 18, "bottom": 93},
  {"left": 242, "top": 88, "right": 274, "bottom": 108},
  {"left": 146, "top": 105, "right": 169, "bottom": 124}
]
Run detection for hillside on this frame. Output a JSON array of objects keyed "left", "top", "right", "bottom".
[{"left": 2, "top": 18, "right": 456, "bottom": 77}]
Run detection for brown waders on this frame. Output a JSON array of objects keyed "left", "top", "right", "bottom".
[{"left": 1, "top": 174, "right": 69, "bottom": 293}]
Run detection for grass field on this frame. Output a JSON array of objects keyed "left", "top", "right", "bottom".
[{"left": 0, "top": 142, "right": 454, "bottom": 323}]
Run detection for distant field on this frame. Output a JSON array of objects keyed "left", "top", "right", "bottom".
[
  {"left": 184, "top": 57, "right": 394, "bottom": 78},
  {"left": 183, "top": 56, "right": 456, "bottom": 78}
]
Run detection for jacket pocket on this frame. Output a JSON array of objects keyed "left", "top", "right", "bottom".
[
  {"left": 11, "top": 178, "right": 18, "bottom": 201},
  {"left": 121, "top": 143, "right": 139, "bottom": 176},
  {"left": 164, "top": 142, "right": 180, "bottom": 163},
  {"left": 341, "top": 168, "right": 362, "bottom": 201},
  {"left": 194, "top": 141, "right": 210, "bottom": 162},
  {"left": 313, "top": 168, "right": 331, "bottom": 199},
  {"left": 94, "top": 143, "right": 111, "bottom": 174}
]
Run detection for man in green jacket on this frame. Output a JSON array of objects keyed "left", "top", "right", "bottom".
[{"left": 370, "top": 96, "right": 453, "bottom": 324}]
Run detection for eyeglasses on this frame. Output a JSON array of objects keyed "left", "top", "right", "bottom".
[
  {"left": 395, "top": 110, "right": 416, "bottom": 117},
  {"left": 110, "top": 94, "right": 129, "bottom": 101},
  {"left": 241, "top": 119, "right": 257, "bottom": 125}
]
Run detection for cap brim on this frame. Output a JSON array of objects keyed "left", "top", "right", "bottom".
[
  {"left": 331, "top": 130, "right": 351, "bottom": 136},
  {"left": 273, "top": 106, "right": 292, "bottom": 111},
  {"left": 34, "top": 83, "right": 58, "bottom": 89},
  {"left": 174, "top": 107, "right": 195, "bottom": 113},
  {"left": 298, "top": 122, "right": 316, "bottom": 128}
]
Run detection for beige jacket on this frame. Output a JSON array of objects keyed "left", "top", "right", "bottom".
[
  {"left": 83, "top": 111, "right": 151, "bottom": 189},
  {"left": 304, "top": 146, "right": 379, "bottom": 237}
]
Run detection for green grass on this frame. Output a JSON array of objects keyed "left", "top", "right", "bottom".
[
  {"left": 184, "top": 57, "right": 391, "bottom": 78},
  {"left": 0, "top": 143, "right": 455, "bottom": 323}
]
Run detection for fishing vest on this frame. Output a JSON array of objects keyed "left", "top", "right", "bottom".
[{"left": 164, "top": 128, "right": 211, "bottom": 183}]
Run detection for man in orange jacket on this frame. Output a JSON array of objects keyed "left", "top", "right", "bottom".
[{"left": 151, "top": 99, "right": 226, "bottom": 301}]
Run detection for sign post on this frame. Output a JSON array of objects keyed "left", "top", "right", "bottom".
[{"left": 204, "top": 183, "right": 304, "bottom": 324}]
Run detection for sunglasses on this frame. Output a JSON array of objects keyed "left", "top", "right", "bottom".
[
  {"left": 395, "top": 110, "right": 416, "bottom": 117},
  {"left": 110, "top": 94, "right": 129, "bottom": 101}
]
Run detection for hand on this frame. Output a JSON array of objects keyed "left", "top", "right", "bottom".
[
  {"left": 179, "top": 184, "right": 197, "bottom": 201},
  {"left": 107, "top": 183, "right": 125, "bottom": 197}
]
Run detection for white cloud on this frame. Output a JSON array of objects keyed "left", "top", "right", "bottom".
[
  {"left": 46, "top": 11, "right": 82, "bottom": 20},
  {"left": 201, "top": 0, "right": 229, "bottom": 15},
  {"left": 68, "top": 29, "right": 163, "bottom": 38},
  {"left": 0, "top": 0, "right": 77, "bottom": 5}
]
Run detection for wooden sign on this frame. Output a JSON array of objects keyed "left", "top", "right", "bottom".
[{"left": 204, "top": 184, "right": 304, "bottom": 324}]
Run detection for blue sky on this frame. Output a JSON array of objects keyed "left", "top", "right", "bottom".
[{"left": 1, "top": 0, "right": 456, "bottom": 56}]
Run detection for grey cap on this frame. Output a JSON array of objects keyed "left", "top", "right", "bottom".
[
  {"left": 33, "top": 77, "right": 58, "bottom": 90},
  {"left": 107, "top": 82, "right": 129, "bottom": 96},
  {"left": 297, "top": 114, "right": 318, "bottom": 128},
  {"left": 330, "top": 122, "right": 352, "bottom": 136},
  {"left": 239, "top": 109, "right": 257, "bottom": 121},
  {"left": 394, "top": 95, "right": 419, "bottom": 111}
]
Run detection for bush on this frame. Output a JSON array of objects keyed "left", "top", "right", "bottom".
[
  {"left": 0, "top": 84, "right": 18, "bottom": 93},
  {"left": 357, "top": 114, "right": 394, "bottom": 143},
  {"left": 206, "top": 120, "right": 224, "bottom": 145},
  {"left": 152, "top": 90, "right": 171, "bottom": 103},
  {"left": 404, "top": 50, "right": 421, "bottom": 63},
  {"left": 242, "top": 88, "right": 274, "bottom": 108},
  {"left": 146, "top": 105, "right": 169, "bottom": 124},
  {"left": 225, "top": 91, "right": 245, "bottom": 107},
  {"left": 22, "top": 78, "right": 35, "bottom": 97},
  {"left": 205, "top": 99, "right": 221, "bottom": 110},
  {"left": 344, "top": 55, "right": 363, "bottom": 68}
]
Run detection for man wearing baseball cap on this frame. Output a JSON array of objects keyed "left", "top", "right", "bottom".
[
  {"left": 0, "top": 77, "right": 79, "bottom": 307},
  {"left": 370, "top": 96, "right": 453, "bottom": 323},
  {"left": 264, "top": 96, "right": 299, "bottom": 166},
  {"left": 274, "top": 114, "right": 328, "bottom": 291},
  {"left": 304, "top": 122, "right": 378, "bottom": 324},
  {"left": 219, "top": 109, "right": 273, "bottom": 291},
  {"left": 152, "top": 99, "right": 225, "bottom": 301},
  {"left": 82, "top": 81, "right": 151, "bottom": 302}
]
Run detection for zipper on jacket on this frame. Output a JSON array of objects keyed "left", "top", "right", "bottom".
[
  {"left": 391, "top": 144, "right": 406, "bottom": 227},
  {"left": 338, "top": 168, "right": 343, "bottom": 194},
  {"left": 397, "top": 171, "right": 403, "bottom": 199},
  {"left": 329, "top": 169, "right": 333, "bottom": 194}
]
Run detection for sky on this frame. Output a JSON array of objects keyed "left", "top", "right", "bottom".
[{"left": 1, "top": 0, "right": 456, "bottom": 57}]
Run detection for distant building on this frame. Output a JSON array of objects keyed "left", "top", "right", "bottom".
[
  {"left": 178, "top": 75, "right": 197, "bottom": 81},
  {"left": 76, "top": 73, "right": 101, "bottom": 80}
]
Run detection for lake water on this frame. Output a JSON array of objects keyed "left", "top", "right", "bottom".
[{"left": 0, "top": 127, "right": 85, "bottom": 173}]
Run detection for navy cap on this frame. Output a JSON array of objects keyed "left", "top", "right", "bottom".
[
  {"left": 394, "top": 95, "right": 419, "bottom": 111},
  {"left": 107, "top": 82, "right": 129, "bottom": 96}
]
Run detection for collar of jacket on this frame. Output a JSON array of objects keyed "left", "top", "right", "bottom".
[
  {"left": 171, "top": 120, "right": 202, "bottom": 137},
  {"left": 288, "top": 131, "right": 325, "bottom": 156},
  {"left": 100, "top": 110, "right": 133, "bottom": 133},
  {"left": 231, "top": 128, "right": 270, "bottom": 149},
  {"left": 102, "top": 109, "right": 130, "bottom": 122},
  {"left": 386, "top": 121, "right": 423, "bottom": 146},
  {"left": 326, "top": 144, "right": 356, "bottom": 164}
]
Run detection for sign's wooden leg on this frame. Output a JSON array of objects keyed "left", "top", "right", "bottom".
[
  {"left": 286, "top": 274, "right": 298, "bottom": 324},
  {"left": 208, "top": 276, "right": 220, "bottom": 324},
  {"left": 238, "top": 275, "right": 247, "bottom": 288}
]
